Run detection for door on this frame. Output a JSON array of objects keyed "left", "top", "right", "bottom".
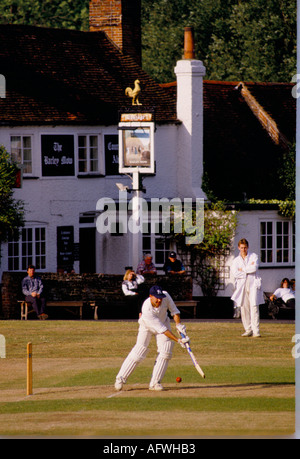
[{"left": 79, "top": 228, "right": 96, "bottom": 273}]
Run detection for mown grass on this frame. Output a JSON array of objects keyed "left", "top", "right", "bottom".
[
  {"left": 0, "top": 320, "right": 296, "bottom": 437},
  {"left": 0, "top": 396, "right": 294, "bottom": 415}
]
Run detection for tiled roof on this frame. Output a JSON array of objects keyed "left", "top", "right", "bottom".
[
  {"left": 242, "top": 82, "right": 295, "bottom": 143},
  {"left": 161, "top": 79, "right": 295, "bottom": 200},
  {"left": 0, "top": 25, "right": 296, "bottom": 200},
  {"left": 0, "top": 24, "right": 177, "bottom": 125},
  {"left": 202, "top": 81, "right": 295, "bottom": 200}
]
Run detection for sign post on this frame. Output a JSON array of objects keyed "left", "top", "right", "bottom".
[
  {"left": 131, "top": 172, "right": 144, "bottom": 272},
  {"left": 118, "top": 112, "right": 155, "bottom": 270}
]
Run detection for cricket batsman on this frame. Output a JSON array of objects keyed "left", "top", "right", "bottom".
[{"left": 114, "top": 285, "right": 190, "bottom": 391}]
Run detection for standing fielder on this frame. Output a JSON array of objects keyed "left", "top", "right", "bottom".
[
  {"left": 231, "top": 238, "right": 263, "bottom": 337},
  {"left": 115, "top": 285, "right": 190, "bottom": 391}
]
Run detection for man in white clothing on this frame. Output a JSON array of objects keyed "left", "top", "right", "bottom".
[
  {"left": 115, "top": 285, "right": 190, "bottom": 391},
  {"left": 231, "top": 239, "right": 263, "bottom": 337}
]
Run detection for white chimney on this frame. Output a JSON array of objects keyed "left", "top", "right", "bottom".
[{"left": 174, "top": 27, "right": 206, "bottom": 200}]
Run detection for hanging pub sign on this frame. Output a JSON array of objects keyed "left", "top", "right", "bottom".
[
  {"left": 41, "top": 135, "right": 75, "bottom": 177},
  {"left": 118, "top": 113, "right": 155, "bottom": 174}
]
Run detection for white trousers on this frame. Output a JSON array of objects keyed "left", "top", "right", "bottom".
[
  {"left": 241, "top": 288, "right": 260, "bottom": 335},
  {"left": 116, "top": 323, "right": 174, "bottom": 387}
]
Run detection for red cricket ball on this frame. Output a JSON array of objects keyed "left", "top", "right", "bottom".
[{"left": 176, "top": 377, "right": 182, "bottom": 383}]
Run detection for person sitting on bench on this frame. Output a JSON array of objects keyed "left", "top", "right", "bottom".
[
  {"left": 22, "top": 265, "right": 48, "bottom": 320},
  {"left": 270, "top": 278, "right": 295, "bottom": 309}
]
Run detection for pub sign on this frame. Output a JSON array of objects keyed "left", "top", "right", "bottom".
[
  {"left": 118, "top": 114, "right": 155, "bottom": 174},
  {"left": 42, "top": 135, "right": 75, "bottom": 177}
]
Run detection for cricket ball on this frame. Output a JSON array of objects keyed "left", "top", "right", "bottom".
[{"left": 176, "top": 377, "right": 182, "bottom": 383}]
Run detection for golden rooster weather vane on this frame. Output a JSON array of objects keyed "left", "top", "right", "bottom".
[{"left": 125, "top": 79, "right": 142, "bottom": 106}]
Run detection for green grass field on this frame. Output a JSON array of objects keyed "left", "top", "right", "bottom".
[{"left": 0, "top": 319, "right": 295, "bottom": 438}]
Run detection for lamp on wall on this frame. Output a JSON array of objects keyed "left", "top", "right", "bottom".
[{"left": 116, "top": 183, "right": 130, "bottom": 192}]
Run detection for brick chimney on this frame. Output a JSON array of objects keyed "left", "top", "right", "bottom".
[
  {"left": 89, "top": 0, "right": 142, "bottom": 66},
  {"left": 183, "top": 26, "right": 195, "bottom": 59}
]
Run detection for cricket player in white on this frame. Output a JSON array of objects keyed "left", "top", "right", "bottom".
[
  {"left": 115, "top": 285, "right": 190, "bottom": 391},
  {"left": 231, "top": 238, "right": 264, "bottom": 337}
]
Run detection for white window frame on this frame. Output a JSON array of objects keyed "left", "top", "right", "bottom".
[
  {"left": 260, "top": 219, "right": 295, "bottom": 266},
  {"left": 10, "top": 135, "right": 33, "bottom": 176},
  {"left": 8, "top": 226, "right": 47, "bottom": 271},
  {"left": 142, "top": 221, "right": 171, "bottom": 270},
  {"left": 77, "top": 134, "right": 100, "bottom": 175}
]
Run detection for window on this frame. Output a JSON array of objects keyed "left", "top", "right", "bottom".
[
  {"left": 35, "top": 228, "right": 46, "bottom": 270},
  {"left": 142, "top": 223, "right": 170, "bottom": 269},
  {"left": 8, "top": 233, "right": 19, "bottom": 271},
  {"left": 210, "top": 252, "right": 230, "bottom": 291},
  {"left": 10, "top": 135, "right": 32, "bottom": 174},
  {"left": 8, "top": 227, "right": 46, "bottom": 271},
  {"left": 142, "top": 234, "right": 170, "bottom": 269},
  {"left": 78, "top": 135, "right": 99, "bottom": 173},
  {"left": 260, "top": 220, "right": 295, "bottom": 266},
  {"left": 154, "top": 237, "right": 171, "bottom": 266}
]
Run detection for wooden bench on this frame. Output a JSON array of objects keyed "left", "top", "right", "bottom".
[
  {"left": 91, "top": 300, "right": 198, "bottom": 320},
  {"left": 18, "top": 300, "right": 84, "bottom": 320},
  {"left": 175, "top": 300, "right": 197, "bottom": 318}
]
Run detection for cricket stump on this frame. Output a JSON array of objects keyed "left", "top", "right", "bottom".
[{"left": 27, "top": 342, "right": 33, "bottom": 396}]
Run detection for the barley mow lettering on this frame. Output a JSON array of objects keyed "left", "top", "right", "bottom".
[{"left": 42, "top": 135, "right": 75, "bottom": 176}]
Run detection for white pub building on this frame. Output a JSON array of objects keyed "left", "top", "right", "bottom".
[{"left": 0, "top": 0, "right": 295, "bottom": 303}]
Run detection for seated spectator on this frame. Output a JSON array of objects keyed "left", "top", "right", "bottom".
[
  {"left": 290, "top": 279, "right": 296, "bottom": 295},
  {"left": 22, "top": 265, "right": 48, "bottom": 320},
  {"left": 270, "top": 278, "right": 295, "bottom": 309},
  {"left": 122, "top": 270, "right": 145, "bottom": 296},
  {"left": 163, "top": 251, "right": 185, "bottom": 275},
  {"left": 136, "top": 254, "right": 157, "bottom": 275},
  {"left": 122, "top": 270, "right": 146, "bottom": 317}
]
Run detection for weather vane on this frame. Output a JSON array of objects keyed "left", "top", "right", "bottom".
[{"left": 125, "top": 79, "right": 142, "bottom": 106}]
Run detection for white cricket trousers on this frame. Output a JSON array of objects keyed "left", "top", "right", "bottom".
[
  {"left": 241, "top": 285, "right": 260, "bottom": 336},
  {"left": 116, "top": 323, "right": 174, "bottom": 387}
]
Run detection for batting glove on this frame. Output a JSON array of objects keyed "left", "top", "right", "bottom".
[
  {"left": 178, "top": 336, "right": 190, "bottom": 348},
  {"left": 176, "top": 323, "right": 187, "bottom": 337}
]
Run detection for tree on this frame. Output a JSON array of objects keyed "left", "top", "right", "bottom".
[
  {"left": 0, "top": 0, "right": 295, "bottom": 82},
  {"left": 0, "top": 0, "right": 89, "bottom": 31},
  {"left": 248, "top": 142, "right": 296, "bottom": 219},
  {"left": 172, "top": 201, "right": 238, "bottom": 297},
  {"left": 141, "top": 0, "right": 231, "bottom": 82},
  {"left": 278, "top": 142, "right": 296, "bottom": 201},
  {"left": 207, "top": 0, "right": 296, "bottom": 82},
  {"left": 141, "top": 0, "right": 296, "bottom": 83},
  {"left": 0, "top": 145, "right": 25, "bottom": 246}
]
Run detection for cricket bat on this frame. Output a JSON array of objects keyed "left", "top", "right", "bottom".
[{"left": 180, "top": 332, "right": 205, "bottom": 379}]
